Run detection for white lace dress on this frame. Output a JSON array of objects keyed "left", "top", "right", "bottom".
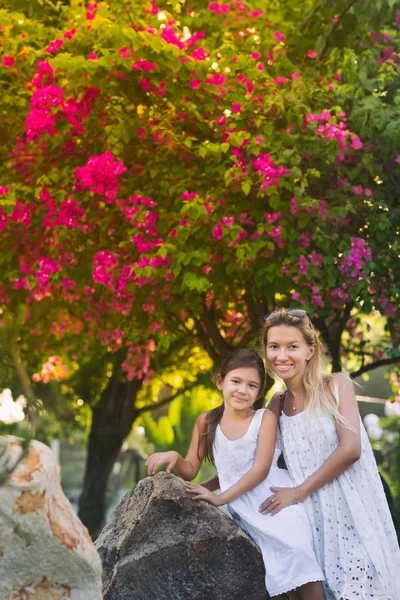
[
  {"left": 213, "top": 408, "right": 324, "bottom": 597},
  {"left": 280, "top": 401, "right": 400, "bottom": 599}
]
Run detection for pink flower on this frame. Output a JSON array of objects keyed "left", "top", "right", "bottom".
[
  {"left": 216, "top": 115, "right": 227, "bottom": 126},
  {"left": 45, "top": 39, "right": 64, "bottom": 54},
  {"left": 297, "top": 255, "right": 309, "bottom": 275},
  {"left": 308, "top": 251, "right": 323, "bottom": 267},
  {"left": 307, "top": 50, "right": 317, "bottom": 59},
  {"left": 0, "top": 186, "right": 9, "bottom": 195},
  {"left": 75, "top": 152, "right": 126, "bottom": 203},
  {"left": 251, "top": 51, "right": 261, "bottom": 59},
  {"left": 354, "top": 185, "right": 363, "bottom": 195},
  {"left": 292, "top": 72, "right": 300, "bottom": 80},
  {"left": 332, "top": 16, "right": 339, "bottom": 24},
  {"left": 364, "top": 188, "right": 373, "bottom": 197},
  {"left": 63, "top": 28, "right": 77, "bottom": 40},
  {"left": 311, "top": 295, "right": 325, "bottom": 308},
  {"left": 298, "top": 232, "right": 312, "bottom": 249},
  {"left": 212, "top": 221, "right": 224, "bottom": 240},
  {"left": 203, "top": 266, "right": 212, "bottom": 275},
  {"left": 264, "top": 212, "right": 283, "bottom": 224},
  {"left": 2, "top": 56, "right": 15, "bottom": 68},
  {"left": 88, "top": 52, "right": 98, "bottom": 60},
  {"left": 189, "top": 78, "right": 202, "bottom": 89},
  {"left": 181, "top": 191, "right": 197, "bottom": 201},
  {"left": 275, "top": 76, "right": 288, "bottom": 85},
  {"left": 222, "top": 216, "right": 234, "bottom": 226},
  {"left": 351, "top": 135, "right": 363, "bottom": 150},
  {"left": 161, "top": 26, "right": 185, "bottom": 49},
  {"left": 192, "top": 47, "right": 207, "bottom": 60},
  {"left": 274, "top": 30, "right": 286, "bottom": 43},
  {"left": 145, "top": 0, "right": 159, "bottom": 14},
  {"left": 232, "top": 102, "right": 241, "bottom": 113}
]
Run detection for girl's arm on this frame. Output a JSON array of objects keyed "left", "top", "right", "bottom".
[
  {"left": 186, "top": 410, "right": 277, "bottom": 506},
  {"left": 261, "top": 373, "right": 361, "bottom": 514},
  {"left": 146, "top": 414, "right": 206, "bottom": 481},
  {"left": 199, "top": 475, "right": 220, "bottom": 491}
]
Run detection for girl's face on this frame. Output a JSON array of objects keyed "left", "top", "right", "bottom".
[
  {"left": 265, "top": 325, "right": 315, "bottom": 382},
  {"left": 218, "top": 367, "right": 261, "bottom": 412}
]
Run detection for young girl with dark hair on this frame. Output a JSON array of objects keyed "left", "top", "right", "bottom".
[
  {"left": 259, "top": 308, "right": 400, "bottom": 600},
  {"left": 146, "top": 348, "right": 325, "bottom": 600}
]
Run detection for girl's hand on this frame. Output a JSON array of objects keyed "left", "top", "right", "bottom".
[
  {"left": 184, "top": 482, "right": 220, "bottom": 506},
  {"left": 259, "top": 486, "right": 298, "bottom": 515},
  {"left": 146, "top": 451, "right": 179, "bottom": 475}
]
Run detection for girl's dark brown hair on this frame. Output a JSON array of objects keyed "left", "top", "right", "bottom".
[{"left": 200, "top": 348, "right": 266, "bottom": 464}]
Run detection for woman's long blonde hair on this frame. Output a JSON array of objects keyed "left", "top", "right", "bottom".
[{"left": 262, "top": 309, "right": 354, "bottom": 430}]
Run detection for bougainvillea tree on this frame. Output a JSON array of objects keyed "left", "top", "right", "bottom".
[{"left": 0, "top": 0, "right": 399, "bottom": 533}]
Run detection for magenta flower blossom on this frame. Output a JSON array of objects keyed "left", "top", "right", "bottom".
[
  {"left": 307, "top": 49, "right": 317, "bottom": 59},
  {"left": 75, "top": 152, "right": 126, "bottom": 203},
  {"left": 252, "top": 153, "right": 290, "bottom": 190},
  {"left": 216, "top": 115, "right": 227, "bottom": 126},
  {"left": 161, "top": 26, "right": 185, "bottom": 49},
  {"left": 339, "top": 237, "right": 372, "bottom": 278},
  {"left": 26, "top": 85, "right": 64, "bottom": 141},
  {"left": 145, "top": 0, "right": 159, "bottom": 14},
  {"left": 274, "top": 31, "right": 286, "bottom": 43},
  {"left": 251, "top": 51, "right": 261, "bottom": 59},
  {"left": 212, "top": 221, "right": 224, "bottom": 240},
  {"left": 45, "top": 39, "right": 64, "bottom": 54},
  {"left": 192, "top": 47, "right": 207, "bottom": 60},
  {"left": 93, "top": 250, "right": 119, "bottom": 286},
  {"left": 209, "top": 2, "right": 231, "bottom": 15},
  {"left": 0, "top": 186, "right": 9, "bottom": 195},
  {"left": 232, "top": 102, "right": 241, "bottom": 113},
  {"left": 222, "top": 216, "right": 234, "bottom": 226},
  {"left": 308, "top": 251, "right": 323, "bottom": 267},
  {"left": 264, "top": 212, "right": 283, "bottom": 224},
  {"left": 297, "top": 255, "right": 309, "bottom": 275},
  {"left": 181, "top": 191, "right": 197, "bottom": 201},
  {"left": 88, "top": 52, "right": 98, "bottom": 60},
  {"left": 2, "top": 56, "right": 15, "bottom": 68}
]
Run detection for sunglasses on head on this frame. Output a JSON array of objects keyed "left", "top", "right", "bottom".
[{"left": 265, "top": 309, "right": 308, "bottom": 321}]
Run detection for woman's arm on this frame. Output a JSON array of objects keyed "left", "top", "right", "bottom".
[
  {"left": 186, "top": 410, "right": 277, "bottom": 506},
  {"left": 146, "top": 414, "right": 206, "bottom": 481},
  {"left": 261, "top": 373, "right": 361, "bottom": 514}
]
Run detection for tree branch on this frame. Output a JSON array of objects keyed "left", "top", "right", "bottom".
[
  {"left": 319, "top": 0, "right": 361, "bottom": 61},
  {"left": 350, "top": 357, "right": 400, "bottom": 379}
]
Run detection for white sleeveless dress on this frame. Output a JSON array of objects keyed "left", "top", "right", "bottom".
[
  {"left": 213, "top": 408, "right": 324, "bottom": 597},
  {"left": 280, "top": 403, "right": 400, "bottom": 599}
]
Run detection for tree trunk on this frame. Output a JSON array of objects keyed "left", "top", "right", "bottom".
[{"left": 78, "top": 374, "right": 143, "bottom": 538}]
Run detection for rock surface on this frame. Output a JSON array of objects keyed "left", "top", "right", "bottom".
[
  {"left": 96, "top": 472, "right": 270, "bottom": 600},
  {"left": 0, "top": 436, "right": 103, "bottom": 600}
]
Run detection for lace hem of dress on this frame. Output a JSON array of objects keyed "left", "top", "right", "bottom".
[{"left": 268, "top": 573, "right": 324, "bottom": 597}]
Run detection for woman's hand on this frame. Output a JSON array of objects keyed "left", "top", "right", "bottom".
[
  {"left": 184, "top": 482, "right": 221, "bottom": 506},
  {"left": 259, "top": 486, "right": 299, "bottom": 515},
  {"left": 146, "top": 451, "right": 180, "bottom": 475}
]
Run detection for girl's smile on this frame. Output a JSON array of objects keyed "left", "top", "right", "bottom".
[{"left": 218, "top": 367, "right": 261, "bottom": 412}]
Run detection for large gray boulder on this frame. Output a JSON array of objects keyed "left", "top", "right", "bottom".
[{"left": 96, "top": 473, "right": 270, "bottom": 600}]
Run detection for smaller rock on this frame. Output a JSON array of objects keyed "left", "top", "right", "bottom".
[
  {"left": 96, "top": 472, "right": 271, "bottom": 600},
  {"left": 0, "top": 436, "right": 103, "bottom": 600}
]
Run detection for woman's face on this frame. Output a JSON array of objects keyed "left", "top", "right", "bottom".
[{"left": 265, "top": 325, "right": 315, "bottom": 382}]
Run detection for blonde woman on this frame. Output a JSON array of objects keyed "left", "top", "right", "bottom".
[{"left": 260, "top": 308, "right": 400, "bottom": 600}]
